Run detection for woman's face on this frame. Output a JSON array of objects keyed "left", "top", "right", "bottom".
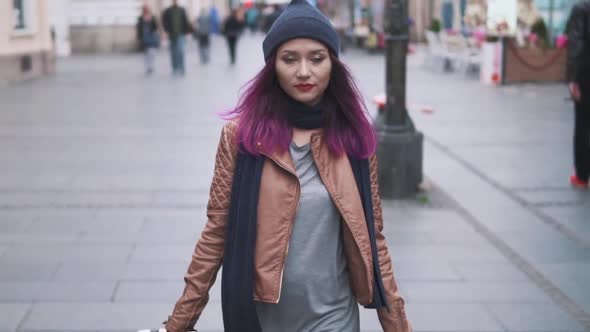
[{"left": 275, "top": 38, "right": 332, "bottom": 106}]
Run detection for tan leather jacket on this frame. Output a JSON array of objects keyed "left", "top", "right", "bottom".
[{"left": 166, "top": 121, "right": 411, "bottom": 332}]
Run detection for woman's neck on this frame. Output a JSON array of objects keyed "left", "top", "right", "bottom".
[{"left": 292, "top": 128, "right": 321, "bottom": 147}]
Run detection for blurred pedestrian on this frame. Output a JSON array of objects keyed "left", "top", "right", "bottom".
[
  {"left": 210, "top": 5, "right": 221, "bottom": 34},
  {"left": 162, "top": 1, "right": 412, "bottom": 332},
  {"left": 222, "top": 9, "right": 244, "bottom": 65},
  {"left": 194, "top": 8, "right": 211, "bottom": 64},
  {"left": 245, "top": 5, "right": 260, "bottom": 34},
  {"left": 566, "top": 1, "right": 590, "bottom": 189},
  {"left": 136, "top": 5, "right": 159, "bottom": 75},
  {"left": 162, "top": 0, "right": 192, "bottom": 76},
  {"left": 262, "top": 4, "right": 282, "bottom": 33}
]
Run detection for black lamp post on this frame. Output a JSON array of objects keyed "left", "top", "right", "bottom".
[{"left": 374, "top": 0, "right": 423, "bottom": 199}]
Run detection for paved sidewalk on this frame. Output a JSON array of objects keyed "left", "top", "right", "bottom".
[{"left": 0, "top": 34, "right": 588, "bottom": 332}]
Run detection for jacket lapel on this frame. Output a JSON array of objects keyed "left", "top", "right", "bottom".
[
  {"left": 268, "top": 149, "right": 297, "bottom": 176},
  {"left": 309, "top": 134, "right": 373, "bottom": 260}
]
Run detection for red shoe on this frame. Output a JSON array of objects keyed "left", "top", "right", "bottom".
[{"left": 569, "top": 175, "right": 588, "bottom": 189}]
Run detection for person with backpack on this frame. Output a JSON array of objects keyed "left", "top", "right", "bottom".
[{"left": 136, "top": 5, "right": 159, "bottom": 75}]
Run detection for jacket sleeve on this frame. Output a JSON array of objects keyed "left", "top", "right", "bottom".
[
  {"left": 566, "top": 4, "right": 586, "bottom": 82},
  {"left": 369, "top": 154, "right": 412, "bottom": 332},
  {"left": 165, "top": 122, "right": 238, "bottom": 332}
]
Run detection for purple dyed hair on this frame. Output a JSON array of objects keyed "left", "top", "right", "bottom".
[{"left": 222, "top": 53, "right": 376, "bottom": 159}]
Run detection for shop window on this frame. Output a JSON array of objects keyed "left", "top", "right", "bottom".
[
  {"left": 13, "top": 0, "right": 27, "bottom": 30},
  {"left": 20, "top": 55, "right": 32, "bottom": 73}
]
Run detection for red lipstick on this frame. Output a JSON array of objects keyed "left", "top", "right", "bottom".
[{"left": 294, "top": 83, "right": 315, "bottom": 92}]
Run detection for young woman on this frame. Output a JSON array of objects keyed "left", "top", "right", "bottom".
[
  {"left": 136, "top": 5, "right": 159, "bottom": 75},
  {"left": 164, "top": 1, "right": 411, "bottom": 331}
]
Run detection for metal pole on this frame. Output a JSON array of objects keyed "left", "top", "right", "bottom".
[
  {"left": 374, "top": 0, "right": 423, "bottom": 199},
  {"left": 383, "top": 0, "right": 408, "bottom": 126},
  {"left": 349, "top": 0, "right": 355, "bottom": 30},
  {"left": 548, "top": 0, "right": 554, "bottom": 44}
]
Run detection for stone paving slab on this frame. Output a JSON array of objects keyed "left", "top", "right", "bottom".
[
  {"left": 536, "top": 262, "right": 590, "bottom": 282},
  {"left": 486, "top": 303, "right": 587, "bottom": 332},
  {"left": 0, "top": 245, "right": 9, "bottom": 258},
  {"left": 23, "top": 217, "right": 144, "bottom": 234},
  {"left": 140, "top": 218, "right": 206, "bottom": 235},
  {"left": 0, "top": 282, "right": 116, "bottom": 301},
  {"left": 0, "top": 244, "right": 134, "bottom": 264},
  {"left": 401, "top": 281, "right": 553, "bottom": 304},
  {"left": 423, "top": 137, "right": 590, "bottom": 329},
  {"left": 534, "top": 278, "right": 590, "bottom": 315},
  {"left": 69, "top": 175, "right": 168, "bottom": 191},
  {"left": 0, "top": 303, "right": 31, "bottom": 331},
  {"left": 393, "top": 261, "right": 462, "bottom": 282},
  {"left": 52, "top": 263, "right": 188, "bottom": 281},
  {"left": 497, "top": 231, "right": 590, "bottom": 264},
  {"left": 383, "top": 209, "right": 474, "bottom": 232},
  {"left": 128, "top": 245, "right": 194, "bottom": 263},
  {"left": 448, "top": 145, "right": 572, "bottom": 190},
  {"left": 0, "top": 263, "right": 59, "bottom": 281},
  {"left": 388, "top": 243, "right": 509, "bottom": 263},
  {"left": 0, "top": 219, "right": 33, "bottom": 232},
  {"left": 450, "top": 262, "right": 530, "bottom": 282},
  {"left": 382, "top": 229, "right": 433, "bottom": 245},
  {"left": 78, "top": 230, "right": 200, "bottom": 245},
  {"left": 113, "top": 280, "right": 222, "bottom": 303},
  {"left": 0, "top": 233, "right": 80, "bottom": 244},
  {"left": 426, "top": 227, "right": 493, "bottom": 245},
  {"left": 541, "top": 206, "right": 590, "bottom": 237},
  {"left": 515, "top": 189, "right": 587, "bottom": 206},
  {"left": 114, "top": 281, "right": 185, "bottom": 302},
  {"left": 401, "top": 303, "right": 505, "bottom": 331},
  {"left": 20, "top": 302, "right": 174, "bottom": 331}
]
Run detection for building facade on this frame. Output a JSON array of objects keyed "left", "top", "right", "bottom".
[
  {"left": 0, "top": 0, "right": 54, "bottom": 83},
  {"left": 49, "top": 0, "right": 229, "bottom": 55}
]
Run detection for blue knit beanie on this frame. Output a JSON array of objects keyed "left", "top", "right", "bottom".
[{"left": 262, "top": 0, "right": 340, "bottom": 61}]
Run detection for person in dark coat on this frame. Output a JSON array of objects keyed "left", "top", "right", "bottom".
[
  {"left": 566, "top": 1, "right": 590, "bottom": 189},
  {"left": 222, "top": 9, "right": 244, "bottom": 65},
  {"left": 136, "top": 5, "right": 159, "bottom": 75},
  {"left": 161, "top": 0, "right": 192, "bottom": 75}
]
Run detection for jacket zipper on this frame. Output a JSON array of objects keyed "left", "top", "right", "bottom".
[
  {"left": 264, "top": 154, "right": 300, "bottom": 304},
  {"left": 276, "top": 181, "right": 300, "bottom": 303}
]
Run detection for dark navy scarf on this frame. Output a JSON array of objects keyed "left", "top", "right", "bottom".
[{"left": 221, "top": 98, "right": 387, "bottom": 332}]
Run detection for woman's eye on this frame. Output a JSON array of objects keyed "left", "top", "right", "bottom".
[
  {"left": 282, "top": 57, "right": 296, "bottom": 64},
  {"left": 311, "top": 57, "right": 325, "bottom": 64}
]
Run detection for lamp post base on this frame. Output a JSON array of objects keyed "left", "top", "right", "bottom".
[{"left": 375, "top": 124, "right": 424, "bottom": 199}]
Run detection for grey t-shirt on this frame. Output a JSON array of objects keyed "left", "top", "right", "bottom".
[{"left": 255, "top": 142, "right": 360, "bottom": 332}]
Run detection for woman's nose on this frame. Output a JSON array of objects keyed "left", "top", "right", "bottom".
[{"left": 296, "top": 61, "right": 310, "bottom": 78}]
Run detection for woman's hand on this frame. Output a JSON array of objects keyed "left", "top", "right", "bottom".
[{"left": 569, "top": 82, "right": 582, "bottom": 102}]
